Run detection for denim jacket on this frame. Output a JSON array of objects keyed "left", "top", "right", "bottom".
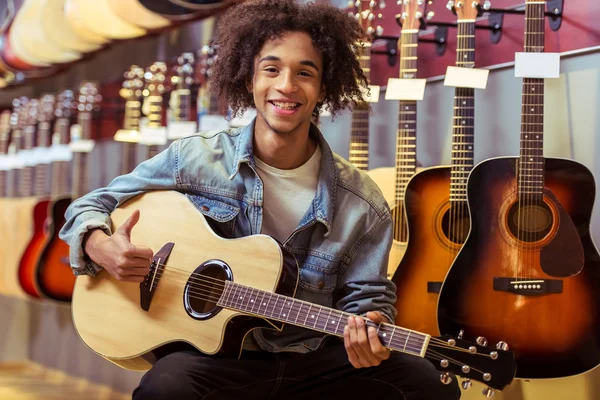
[{"left": 59, "top": 119, "right": 397, "bottom": 353}]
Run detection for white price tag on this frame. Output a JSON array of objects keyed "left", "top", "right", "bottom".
[
  {"left": 385, "top": 79, "right": 427, "bottom": 101},
  {"left": 362, "top": 85, "right": 380, "bottom": 103},
  {"left": 198, "top": 116, "right": 230, "bottom": 132},
  {"left": 0, "top": 154, "right": 7, "bottom": 171},
  {"left": 140, "top": 126, "right": 168, "bottom": 146},
  {"left": 69, "top": 139, "right": 96, "bottom": 153},
  {"left": 6, "top": 153, "right": 24, "bottom": 170},
  {"left": 515, "top": 52, "right": 560, "bottom": 78},
  {"left": 444, "top": 66, "right": 490, "bottom": 89},
  {"left": 49, "top": 144, "right": 73, "bottom": 162},
  {"left": 18, "top": 149, "right": 37, "bottom": 167},
  {"left": 114, "top": 129, "right": 140, "bottom": 143},
  {"left": 168, "top": 121, "right": 198, "bottom": 139},
  {"left": 229, "top": 108, "right": 257, "bottom": 128},
  {"left": 34, "top": 147, "right": 53, "bottom": 165}
]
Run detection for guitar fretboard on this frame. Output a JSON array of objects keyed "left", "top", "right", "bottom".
[
  {"left": 51, "top": 118, "right": 71, "bottom": 197},
  {"left": 450, "top": 21, "right": 476, "bottom": 203},
  {"left": 34, "top": 121, "right": 52, "bottom": 196},
  {"left": 219, "top": 281, "right": 429, "bottom": 357},
  {"left": 20, "top": 126, "right": 36, "bottom": 197},
  {"left": 519, "top": 1, "right": 546, "bottom": 202},
  {"left": 349, "top": 43, "right": 371, "bottom": 171},
  {"left": 173, "top": 89, "right": 191, "bottom": 121}
]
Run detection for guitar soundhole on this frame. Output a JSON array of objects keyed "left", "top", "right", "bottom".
[
  {"left": 441, "top": 204, "right": 470, "bottom": 245},
  {"left": 507, "top": 201, "right": 553, "bottom": 243},
  {"left": 184, "top": 260, "right": 232, "bottom": 321}
]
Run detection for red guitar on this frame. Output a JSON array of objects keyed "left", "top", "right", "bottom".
[
  {"left": 18, "top": 94, "right": 57, "bottom": 298},
  {"left": 35, "top": 83, "right": 99, "bottom": 302}
]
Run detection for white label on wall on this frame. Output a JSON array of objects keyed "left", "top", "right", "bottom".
[
  {"left": 140, "top": 126, "right": 168, "bottom": 146},
  {"left": 514, "top": 52, "right": 560, "bottom": 78},
  {"left": 168, "top": 121, "right": 199, "bottom": 139},
  {"left": 444, "top": 66, "right": 490, "bottom": 89},
  {"left": 385, "top": 79, "right": 427, "bottom": 101}
]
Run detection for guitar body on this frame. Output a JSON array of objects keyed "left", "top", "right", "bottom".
[
  {"left": 368, "top": 166, "right": 424, "bottom": 278},
  {"left": 17, "top": 198, "right": 51, "bottom": 298},
  {"left": 392, "top": 166, "right": 468, "bottom": 336},
  {"left": 3, "top": 197, "right": 36, "bottom": 298},
  {"left": 72, "top": 191, "right": 296, "bottom": 370},
  {"left": 438, "top": 156, "right": 600, "bottom": 379},
  {"left": 35, "top": 197, "right": 76, "bottom": 302}
]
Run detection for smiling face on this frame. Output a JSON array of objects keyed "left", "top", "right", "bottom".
[{"left": 249, "top": 31, "right": 325, "bottom": 139}]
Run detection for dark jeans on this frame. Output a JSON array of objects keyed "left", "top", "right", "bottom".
[{"left": 132, "top": 342, "right": 461, "bottom": 400}]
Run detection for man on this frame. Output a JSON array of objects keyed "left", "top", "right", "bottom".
[{"left": 60, "top": 1, "right": 460, "bottom": 399}]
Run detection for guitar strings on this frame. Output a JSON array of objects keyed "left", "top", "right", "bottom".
[{"left": 141, "top": 262, "right": 496, "bottom": 359}]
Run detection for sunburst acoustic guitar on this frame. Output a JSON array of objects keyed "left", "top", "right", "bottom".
[
  {"left": 437, "top": 0, "right": 600, "bottom": 379},
  {"left": 71, "top": 190, "right": 516, "bottom": 397},
  {"left": 391, "top": 1, "right": 481, "bottom": 336}
]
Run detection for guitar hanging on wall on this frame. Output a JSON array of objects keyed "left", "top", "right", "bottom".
[
  {"left": 368, "top": 0, "right": 426, "bottom": 278},
  {"left": 391, "top": 0, "right": 481, "bottom": 337},
  {"left": 437, "top": 0, "right": 600, "bottom": 379}
]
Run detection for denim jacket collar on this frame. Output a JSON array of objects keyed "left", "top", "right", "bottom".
[{"left": 229, "top": 118, "right": 337, "bottom": 236}]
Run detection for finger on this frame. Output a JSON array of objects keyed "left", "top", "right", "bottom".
[
  {"left": 354, "top": 316, "right": 379, "bottom": 366},
  {"left": 344, "top": 325, "right": 361, "bottom": 368},
  {"left": 119, "top": 257, "right": 153, "bottom": 269},
  {"left": 348, "top": 317, "right": 371, "bottom": 367},
  {"left": 116, "top": 209, "right": 141, "bottom": 238},
  {"left": 366, "top": 311, "right": 388, "bottom": 323},
  {"left": 124, "top": 245, "right": 153, "bottom": 260},
  {"left": 368, "top": 326, "right": 390, "bottom": 361},
  {"left": 122, "top": 266, "right": 151, "bottom": 276}
]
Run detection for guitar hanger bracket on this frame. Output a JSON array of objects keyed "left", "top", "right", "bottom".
[
  {"left": 420, "top": 19, "right": 503, "bottom": 45},
  {"left": 371, "top": 36, "right": 400, "bottom": 67},
  {"left": 483, "top": 0, "right": 564, "bottom": 32},
  {"left": 417, "top": 26, "right": 449, "bottom": 57}
]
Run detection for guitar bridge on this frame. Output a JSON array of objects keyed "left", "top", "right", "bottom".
[
  {"left": 140, "top": 242, "right": 174, "bottom": 311},
  {"left": 493, "top": 277, "right": 563, "bottom": 296}
]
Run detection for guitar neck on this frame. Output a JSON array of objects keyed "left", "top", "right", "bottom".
[
  {"left": 349, "top": 43, "right": 371, "bottom": 171},
  {"left": 33, "top": 121, "right": 53, "bottom": 197},
  {"left": 394, "top": 30, "right": 419, "bottom": 205},
  {"left": 173, "top": 89, "right": 191, "bottom": 121},
  {"left": 518, "top": 1, "right": 546, "bottom": 202},
  {"left": 51, "top": 118, "right": 72, "bottom": 197},
  {"left": 219, "top": 281, "right": 429, "bottom": 357},
  {"left": 450, "top": 20, "right": 476, "bottom": 204},
  {"left": 121, "top": 99, "right": 142, "bottom": 175},
  {"left": 72, "top": 113, "right": 92, "bottom": 199},
  {"left": 19, "top": 126, "right": 36, "bottom": 197}
]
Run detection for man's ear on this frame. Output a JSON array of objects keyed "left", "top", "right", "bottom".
[
  {"left": 246, "top": 76, "right": 253, "bottom": 94},
  {"left": 318, "top": 84, "right": 326, "bottom": 102}
]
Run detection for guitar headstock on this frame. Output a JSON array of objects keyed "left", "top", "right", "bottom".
[
  {"left": 171, "top": 52, "right": 196, "bottom": 90},
  {"left": 39, "top": 94, "right": 56, "bottom": 124},
  {"left": 0, "top": 110, "right": 11, "bottom": 154},
  {"left": 399, "top": 0, "right": 432, "bottom": 31},
  {"left": 11, "top": 97, "right": 28, "bottom": 132},
  {"left": 120, "top": 65, "right": 145, "bottom": 102},
  {"left": 428, "top": 333, "right": 516, "bottom": 395},
  {"left": 77, "top": 81, "right": 102, "bottom": 114},
  {"left": 26, "top": 99, "right": 40, "bottom": 128},
  {"left": 347, "top": 0, "right": 384, "bottom": 40},
  {"left": 56, "top": 90, "right": 76, "bottom": 120},
  {"left": 143, "top": 62, "right": 168, "bottom": 97},
  {"left": 448, "top": 0, "right": 483, "bottom": 19},
  {"left": 196, "top": 44, "right": 218, "bottom": 87}
]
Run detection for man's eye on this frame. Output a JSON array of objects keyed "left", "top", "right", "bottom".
[{"left": 265, "top": 67, "right": 278, "bottom": 73}]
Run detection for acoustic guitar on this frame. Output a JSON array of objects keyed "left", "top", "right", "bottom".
[
  {"left": 108, "top": 0, "right": 172, "bottom": 31},
  {"left": 18, "top": 94, "right": 57, "bottom": 298},
  {"left": 138, "top": 0, "right": 234, "bottom": 21},
  {"left": 141, "top": 62, "right": 169, "bottom": 160},
  {"left": 3, "top": 98, "right": 37, "bottom": 299},
  {"left": 367, "top": 0, "right": 426, "bottom": 278},
  {"left": 0, "top": 110, "right": 13, "bottom": 295},
  {"left": 71, "top": 190, "right": 516, "bottom": 397},
  {"left": 391, "top": 1, "right": 481, "bottom": 337},
  {"left": 437, "top": 0, "right": 600, "bottom": 379},
  {"left": 35, "top": 83, "right": 101, "bottom": 302}
]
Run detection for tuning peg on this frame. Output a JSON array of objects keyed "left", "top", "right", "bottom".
[
  {"left": 458, "top": 330, "right": 464, "bottom": 339},
  {"left": 370, "top": 0, "right": 376, "bottom": 7},
  {"left": 496, "top": 341, "right": 509, "bottom": 351},
  {"left": 482, "top": 387, "right": 495, "bottom": 398},
  {"left": 461, "top": 379, "right": 472, "bottom": 390},
  {"left": 440, "top": 372, "right": 453, "bottom": 385},
  {"left": 456, "top": 1, "right": 464, "bottom": 8},
  {"left": 483, "top": 0, "right": 491, "bottom": 10},
  {"left": 376, "top": 26, "right": 384, "bottom": 36},
  {"left": 446, "top": 0, "right": 455, "bottom": 9},
  {"left": 379, "top": 0, "right": 386, "bottom": 8},
  {"left": 476, "top": 336, "right": 488, "bottom": 346},
  {"left": 426, "top": 11, "right": 434, "bottom": 20}
]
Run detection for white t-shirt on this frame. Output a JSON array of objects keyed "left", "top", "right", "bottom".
[{"left": 254, "top": 145, "right": 321, "bottom": 244}]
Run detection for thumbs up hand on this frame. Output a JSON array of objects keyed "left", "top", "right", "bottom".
[{"left": 83, "top": 209, "right": 154, "bottom": 282}]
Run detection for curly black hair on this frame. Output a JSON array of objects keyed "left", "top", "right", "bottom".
[{"left": 210, "top": 0, "right": 369, "bottom": 118}]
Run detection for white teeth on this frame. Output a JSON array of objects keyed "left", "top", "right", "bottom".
[{"left": 272, "top": 101, "right": 299, "bottom": 110}]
